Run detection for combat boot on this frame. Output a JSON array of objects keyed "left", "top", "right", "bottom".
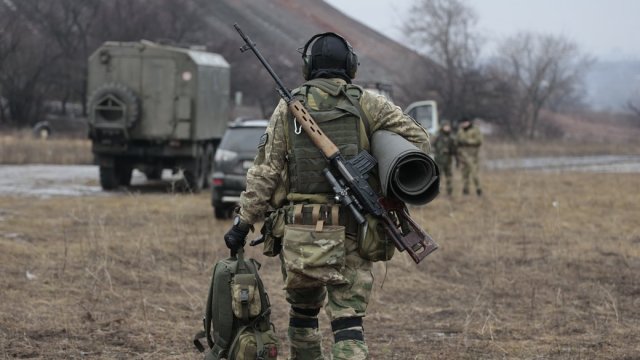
[{"left": 331, "top": 317, "right": 368, "bottom": 360}]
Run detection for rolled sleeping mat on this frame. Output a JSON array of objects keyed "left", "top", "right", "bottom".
[{"left": 371, "top": 130, "right": 440, "bottom": 205}]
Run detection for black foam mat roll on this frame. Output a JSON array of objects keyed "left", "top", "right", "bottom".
[{"left": 371, "top": 130, "right": 439, "bottom": 205}]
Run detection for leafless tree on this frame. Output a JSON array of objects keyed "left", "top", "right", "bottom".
[
  {"left": 0, "top": 0, "right": 207, "bottom": 125},
  {"left": 492, "top": 32, "right": 592, "bottom": 138},
  {"left": 0, "top": 1, "right": 59, "bottom": 126},
  {"left": 403, "top": 0, "right": 482, "bottom": 121},
  {"left": 13, "top": 0, "right": 102, "bottom": 115}
]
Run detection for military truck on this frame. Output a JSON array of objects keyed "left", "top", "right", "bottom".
[{"left": 87, "top": 40, "right": 230, "bottom": 191}]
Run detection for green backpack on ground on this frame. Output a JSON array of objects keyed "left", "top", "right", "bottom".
[{"left": 194, "top": 249, "right": 279, "bottom": 360}]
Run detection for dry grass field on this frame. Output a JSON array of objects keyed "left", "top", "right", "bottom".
[
  {"left": 1, "top": 168, "right": 639, "bottom": 359},
  {"left": 0, "top": 132, "right": 92, "bottom": 165}
]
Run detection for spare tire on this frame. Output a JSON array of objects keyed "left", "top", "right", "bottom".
[{"left": 88, "top": 82, "right": 140, "bottom": 129}]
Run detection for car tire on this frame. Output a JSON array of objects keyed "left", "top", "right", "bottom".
[
  {"left": 214, "top": 206, "right": 229, "bottom": 219},
  {"left": 117, "top": 163, "right": 133, "bottom": 186}
]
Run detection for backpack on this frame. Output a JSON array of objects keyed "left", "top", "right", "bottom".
[{"left": 194, "top": 249, "right": 279, "bottom": 359}]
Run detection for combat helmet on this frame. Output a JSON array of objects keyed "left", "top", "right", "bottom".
[{"left": 301, "top": 32, "right": 358, "bottom": 81}]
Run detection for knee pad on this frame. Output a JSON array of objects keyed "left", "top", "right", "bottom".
[
  {"left": 331, "top": 316, "right": 364, "bottom": 342},
  {"left": 290, "top": 306, "right": 321, "bottom": 329}
]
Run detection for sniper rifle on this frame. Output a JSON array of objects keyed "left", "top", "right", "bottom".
[{"left": 234, "top": 24, "right": 437, "bottom": 264}]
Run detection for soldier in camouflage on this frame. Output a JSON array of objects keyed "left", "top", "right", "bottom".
[
  {"left": 432, "top": 122, "right": 457, "bottom": 196},
  {"left": 456, "top": 117, "right": 483, "bottom": 196},
  {"left": 224, "top": 32, "right": 430, "bottom": 360}
]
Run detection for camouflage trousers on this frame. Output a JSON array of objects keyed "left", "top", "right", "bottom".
[
  {"left": 436, "top": 158, "right": 453, "bottom": 195},
  {"left": 459, "top": 149, "right": 481, "bottom": 194},
  {"left": 280, "top": 235, "right": 373, "bottom": 360}
]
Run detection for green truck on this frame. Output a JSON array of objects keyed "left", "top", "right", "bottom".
[{"left": 87, "top": 40, "right": 230, "bottom": 191}]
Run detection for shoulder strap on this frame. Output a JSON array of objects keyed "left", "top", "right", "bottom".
[{"left": 342, "top": 86, "right": 372, "bottom": 137}]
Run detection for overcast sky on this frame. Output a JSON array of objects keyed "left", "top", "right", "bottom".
[{"left": 325, "top": 0, "right": 640, "bottom": 61}]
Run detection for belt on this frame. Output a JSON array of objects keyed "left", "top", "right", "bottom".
[{"left": 288, "top": 203, "right": 359, "bottom": 234}]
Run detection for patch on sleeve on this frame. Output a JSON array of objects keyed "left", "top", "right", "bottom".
[{"left": 258, "top": 133, "right": 268, "bottom": 148}]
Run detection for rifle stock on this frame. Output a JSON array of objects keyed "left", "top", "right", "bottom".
[
  {"left": 234, "top": 23, "right": 437, "bottom": 264},
  {"left": 289, "top": 100, "right": 339, "bottom": 158}
]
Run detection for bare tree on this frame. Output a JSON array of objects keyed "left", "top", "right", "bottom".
[
  {"left": 0, "top": 1, "right": 60, "bottom": 126},
  {"left": 14, "top": 0, "right": 102, "bottom": 115},
  {"left": 403, "top": 0, "right": 481, "bottom": 121},
  {"left": 492, "top": 32, "right": 592, "bottom": 138}
]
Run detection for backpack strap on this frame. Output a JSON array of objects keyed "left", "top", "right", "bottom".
[{"left": 204, "top": 263, "right": 217, "bottom": 348}]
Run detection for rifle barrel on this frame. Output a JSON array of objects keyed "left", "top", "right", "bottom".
[{"left": 233, "top": 23, "right": 293, "bottom": 103}]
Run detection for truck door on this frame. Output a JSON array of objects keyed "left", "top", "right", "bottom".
[{"left": 140, "top": 58, "right": 176, "bottom": 138}]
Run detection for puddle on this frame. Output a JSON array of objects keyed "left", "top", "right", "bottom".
[{"left": 486, "top": 155, "right": 640, "bottom": 173}]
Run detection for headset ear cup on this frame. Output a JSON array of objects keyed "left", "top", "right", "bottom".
[
  {"left": 302, "top": 55, "right": 311, "bottom": 80},
  {"left": 348, "top": 52, "right": 358, "bottom": 79}
]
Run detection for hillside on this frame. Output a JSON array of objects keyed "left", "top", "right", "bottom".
[{"left": 197, "top": 0, "right": 436, "bottom": 108}]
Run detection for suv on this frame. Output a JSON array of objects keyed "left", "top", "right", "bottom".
[{"left": 211, "top": 119, "right": 268, "bottom": 218}]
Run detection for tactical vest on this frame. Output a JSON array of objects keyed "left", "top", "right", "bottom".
[{"left": 285, "top": 78, "right": 370, "bottom": 196}]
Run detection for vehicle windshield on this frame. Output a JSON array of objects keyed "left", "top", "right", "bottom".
[
  {"left": 411, "top": 105, "right": 434, "bottom": 130},
  {"left": 220, "top": 127, "right": 266, "bottom": 152}
]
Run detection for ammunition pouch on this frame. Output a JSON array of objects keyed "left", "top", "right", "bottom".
[
  {"left": 357, "top": 214, "right": 395, "bottom": 262},
  {"left": 281, "top": 204, "right": 347, "bottom": 289}
]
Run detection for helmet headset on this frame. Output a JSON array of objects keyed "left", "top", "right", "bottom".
[{"left": 301, "top": 32, "right": 358, "bottom": 80}]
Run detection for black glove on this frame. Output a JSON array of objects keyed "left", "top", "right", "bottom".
[{"left": 224, "top": 216, "right": 251, "bottom": 254}]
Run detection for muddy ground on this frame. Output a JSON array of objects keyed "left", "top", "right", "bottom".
[{"left": 1, "top": 166, "right": 639, "bottom": 359}]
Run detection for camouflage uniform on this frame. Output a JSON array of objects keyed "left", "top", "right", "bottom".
[
  {"left": 238, "top": 78, "right": 430, "bottom": 360},
  {"left": 456, "top": 124, "right": 483, "bottom": 195},
  {"left": 432, "top": 130, "right": 457, "bottom": 195}
]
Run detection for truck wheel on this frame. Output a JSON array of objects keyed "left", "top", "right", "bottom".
[
  {"left": 144, "top": 168, "right": 162, "bottom": 180},
  {"left": 184, "top": 167, "right": 204, "bottom": 193},
  {"left": 117, "top": 163, "right": 133, "bottom": 186},
  {"left": 100, "top": 166, "right": 119, "bottom": 190},
  {"left": 214, "top": 206, "right": 228, "bottom": 219},
  {"left": 202, "top": 144, "right": 214, "bottom": 189}
]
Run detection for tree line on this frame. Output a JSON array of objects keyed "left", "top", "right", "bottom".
[
  {"left": 0, "top": 0, "right": 208, "bottom": 127},
  {"left": 1, "top": 0, "right": 593, "bottom": 139},
  {"left": 405, "top": 0, "right": 593, "bottom": 138}
]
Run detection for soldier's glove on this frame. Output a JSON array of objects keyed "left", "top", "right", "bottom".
[{"left": 224, "top": 215, "right": 252, "bottom": 255}]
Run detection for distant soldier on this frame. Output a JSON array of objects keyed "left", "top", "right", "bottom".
[
  {"left": 432, "top": 122, "right": 456, "bottom": 195},
  {"left": 456, "top": 117, "right": 483, "bottom": 196}
]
